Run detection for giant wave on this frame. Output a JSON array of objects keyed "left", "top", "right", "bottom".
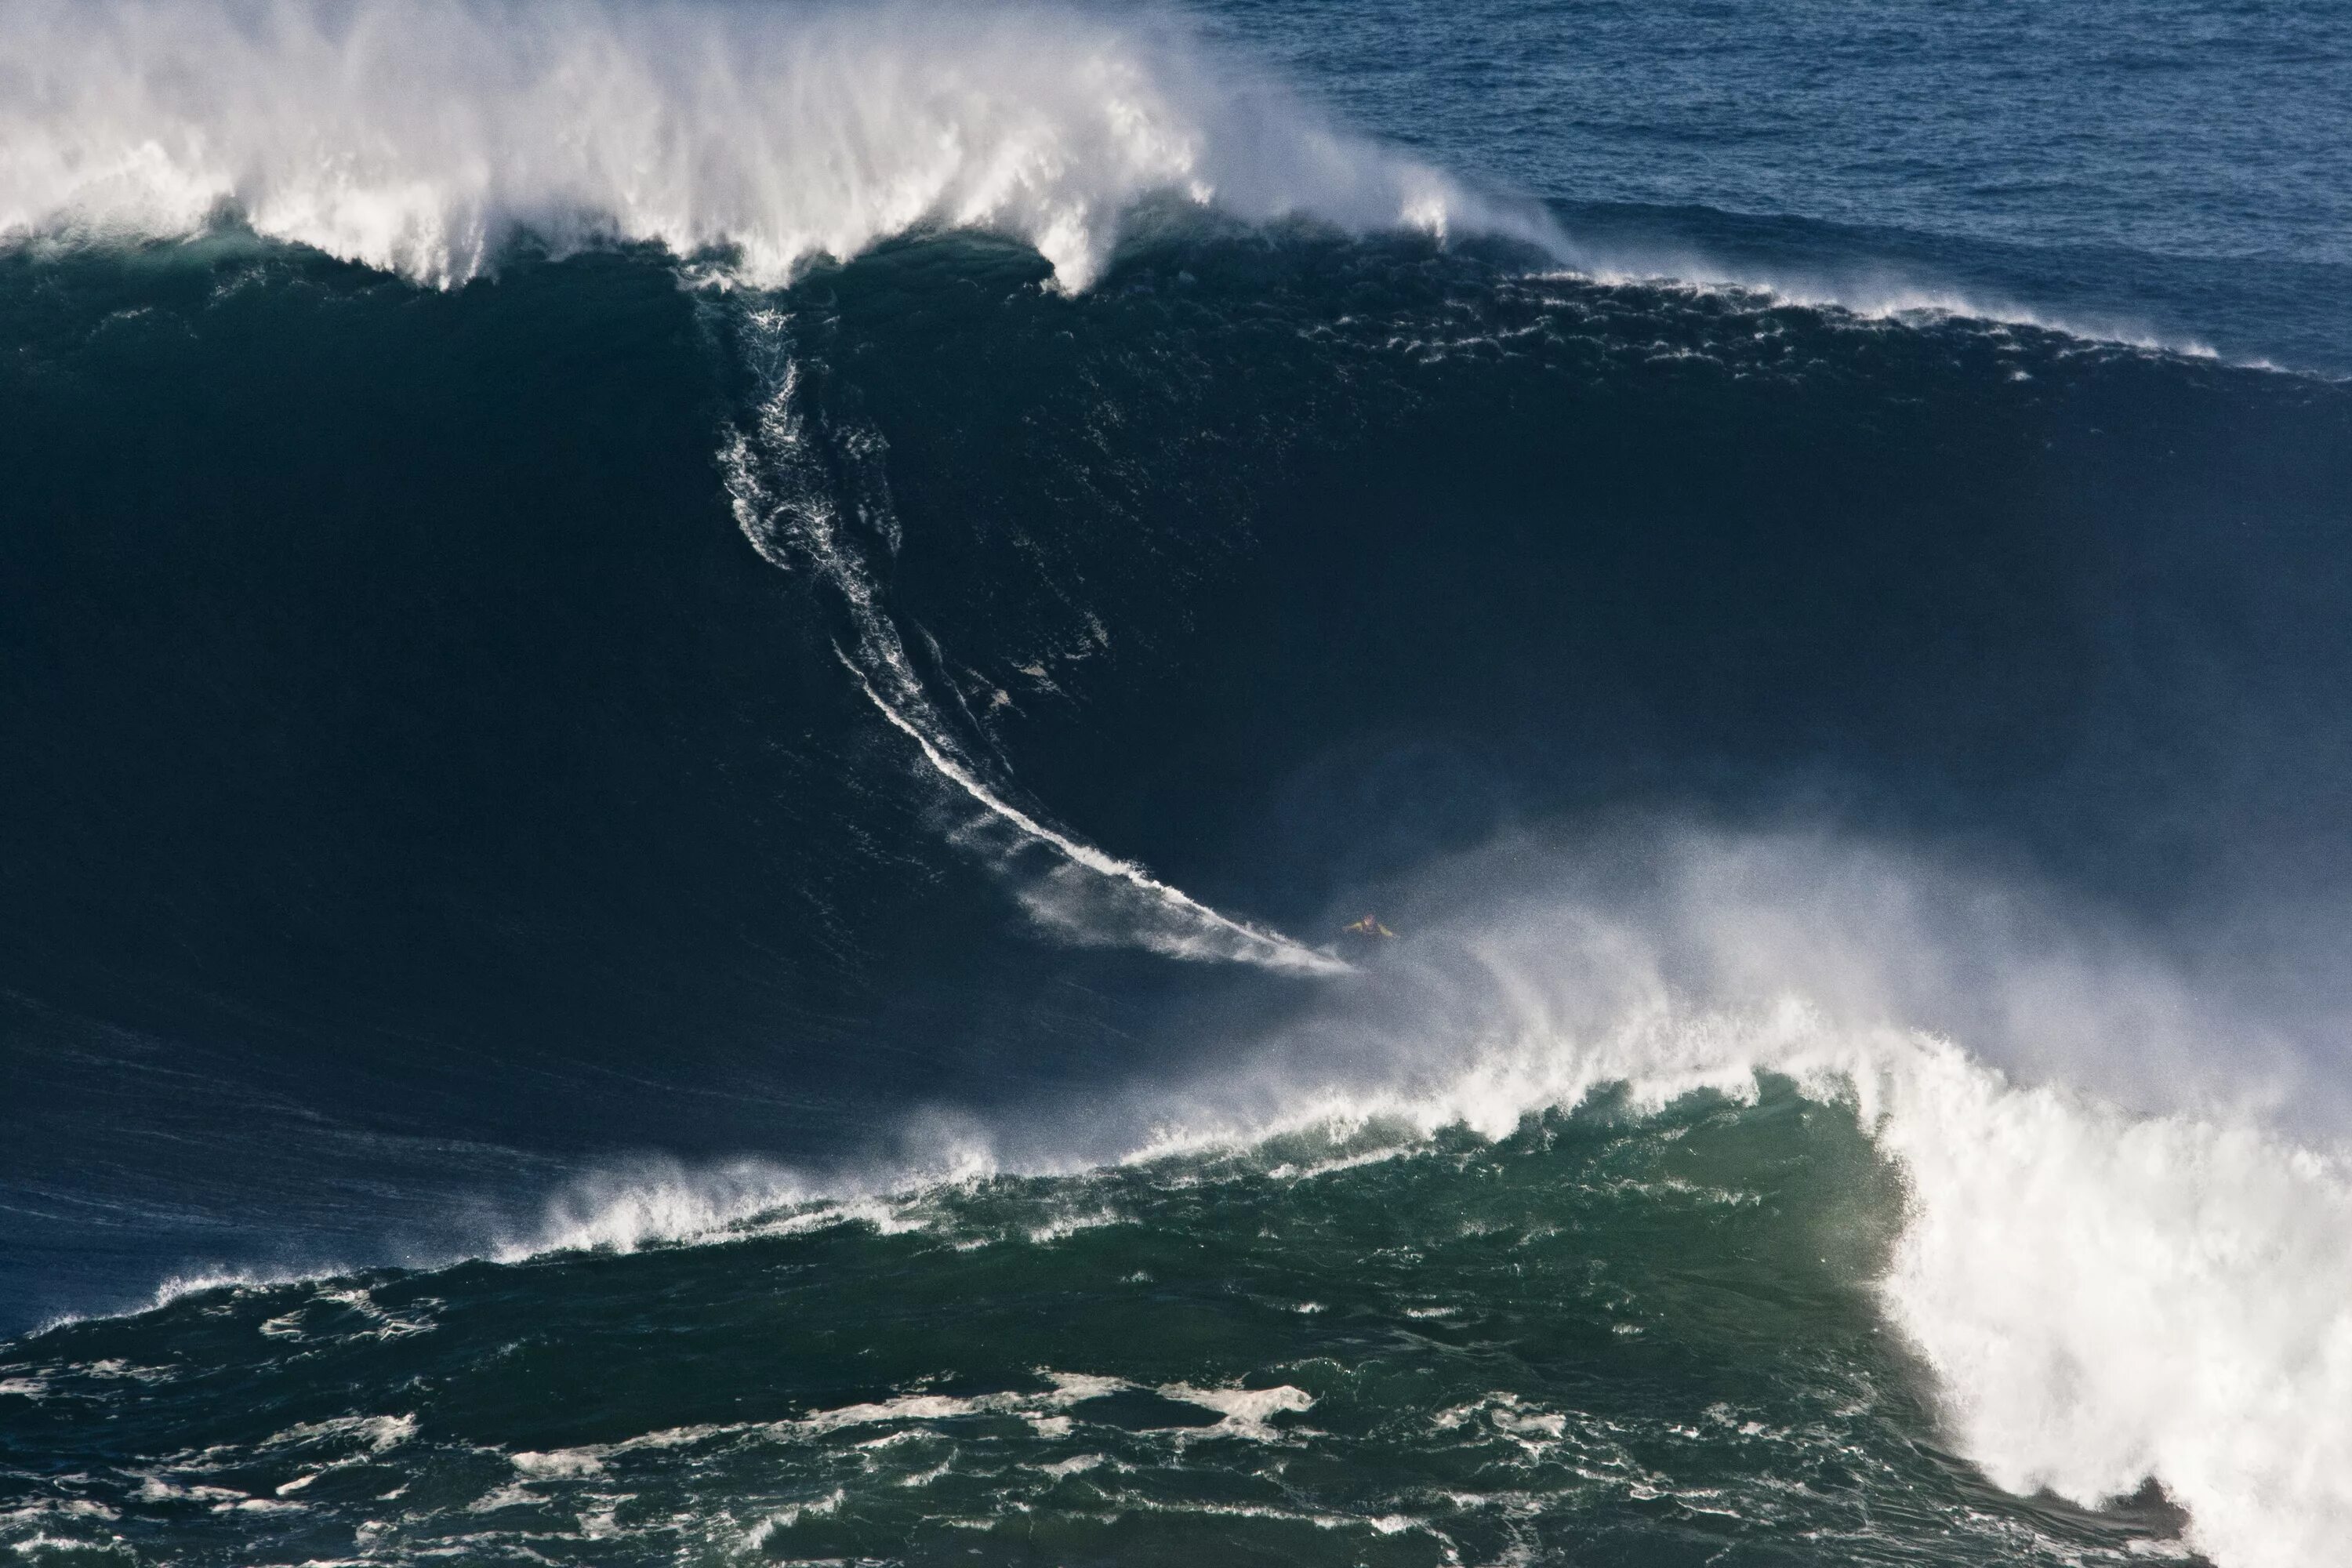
[{"left": 3, "top": 5, "right": 2350, "bottom": 1568}]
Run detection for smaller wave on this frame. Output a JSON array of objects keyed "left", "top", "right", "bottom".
[
  {"left": 0, "top": 0, "right": 1528, "bottom": 291},
  {"left": 17, "top": 817, "right": 2347, "bottom": 1568},
  {"left": 1114, "top": 831, "right": 2352, "bottom": 1568},
  {"left": 318, "top": 829, "right": 2348, "bottom": 1568},
  {"left": 443, "top": 828, "right": 2352, "bottom": 1568}
]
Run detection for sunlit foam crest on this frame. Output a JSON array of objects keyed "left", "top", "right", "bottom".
[
  {"left": 5, "top": 0, "right": 2263, "bottom": 370},
  {"left": 0, "top": 0, "right": 1528, "bottom": 290}
]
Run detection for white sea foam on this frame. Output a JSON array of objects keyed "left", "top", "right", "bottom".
[
  {"left": 456, "top": 840, "right": 2351, "bottom": 1568},
  {"left": 739, "top": 1488, "right": 843, "bottom": 1550},
  {"left": 489, "top": 1156, "right": 857, "bottom": 1261},
  {"left": 509, "top": 1447, "right": 604, "bottom": 1479},
  {"left": 1094, "top": 830, "right": 2352, "bottom": 1568},
  {"left": 263, "top": 1413, "right": 417, "bottom": 1455},
  {"left": 0, "top": 0, "right": 1516, "bottom": 292},
  {"left": 1156, "top": 1381, "right": 1316, "bottom": 1440},
  {"left": 1878, "top": 1042, "right": 2352, "bottom": 1568}
]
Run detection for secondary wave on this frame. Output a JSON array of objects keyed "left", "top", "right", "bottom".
[
  {"left": 0, "top": 0, "right": 1509, "bottom": 290},
  {"left": 253, "top": 829, "right": 2339, "bottom": 1568},
  {"left": 10, "top": 826, "right": 2347, "bottom": 1566},
  {"left": 1131, "top": 832, "right": 2352, "bottom": 1568},
  {"left": 1263, "top": 836, "right": 2352, "bottom": 1568}
]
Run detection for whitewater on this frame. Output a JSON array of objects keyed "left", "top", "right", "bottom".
[
  {"left": 0, "top": 0, "right": 1502, "bottom": 290},
  {"left": 430, "top": 833, "right": 2351, "bottom": 1568},
  {"left": 4, "top": 0, "right": 2302, "bottom": 367}
]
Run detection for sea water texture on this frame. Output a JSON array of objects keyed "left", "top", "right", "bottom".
[{"left": 3, "top": 2, "right": 2351, "bottom": 1566}]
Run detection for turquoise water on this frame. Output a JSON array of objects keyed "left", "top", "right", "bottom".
[{"left": 0, "top": 1089, "right": 2199, "bottom": 1566}]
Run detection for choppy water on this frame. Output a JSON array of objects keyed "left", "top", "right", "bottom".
[
  {"left": 1, "top": 1086, "right": 2227, "bottom": 1567},
  {"left": 4, "top": 2, "right": 2350, "bottom": 1565}
]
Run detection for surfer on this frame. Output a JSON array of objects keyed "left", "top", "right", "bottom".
[{"left": 1341, "top": 914, "right": 1396, "bottom": 939}]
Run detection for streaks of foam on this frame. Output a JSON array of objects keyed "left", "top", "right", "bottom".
[
  {"left": 495, "top": 1368, "right": 1301, "bottom": 1504},
  {"left": 848, "top": 662, "right": 1346, "bottom": 973},
  {"left": 719, "top": 304, "right": 1344, "bottom": 975}
]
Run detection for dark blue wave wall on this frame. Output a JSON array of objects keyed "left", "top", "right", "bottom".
[{"left": 3, "top": 229, "right": 2347, "bottom": 1327}]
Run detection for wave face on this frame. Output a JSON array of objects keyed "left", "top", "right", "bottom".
[{"left": 5, "top": 2, "right": 2352, "bottom": 1566}]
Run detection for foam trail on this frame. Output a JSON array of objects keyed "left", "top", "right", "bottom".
[
  {"left": 844, "top": 659, "right": 1346, "bottom": 974},
  {"left": 0, "top": 0, "right": 1517, "bottom": 291},
  {"left": 720, "top": 306, "right": 1338, "bottom": 973},
  {"left": 37, "top": 830, "right": 2347, "bottom": 1567}
]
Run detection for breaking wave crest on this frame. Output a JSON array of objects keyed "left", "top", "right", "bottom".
[
  {"left": 0, "top": 0, "right": 1515, "bottom": 289},
  {"left": 17, "top": 833, "right": 2348, "bottom": 1566},
  {"left": 3, "top": 0, "right": 2291, "bottom": 368},
  {"left": 446, "top": 832, "right": 2352, "bottom": 1568}
]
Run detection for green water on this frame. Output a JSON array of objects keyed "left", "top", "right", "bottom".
[{"left": 0, "top": 1084, "right": 2193, "bottom": 1566}]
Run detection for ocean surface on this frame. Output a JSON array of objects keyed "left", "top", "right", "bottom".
[{"left": 4, "top": 2, "right": 2350, "bottom": 1564}]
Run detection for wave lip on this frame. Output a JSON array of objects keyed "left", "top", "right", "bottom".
[{"left": 0, "top": 0, "right": 1520, "bottom": 290}]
